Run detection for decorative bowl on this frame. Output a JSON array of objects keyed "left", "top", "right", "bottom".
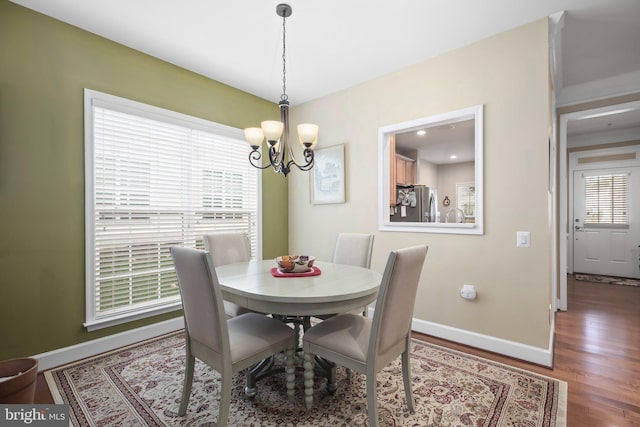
[{"left": 275, "top": 255, "right": 315, "bottom": 273}]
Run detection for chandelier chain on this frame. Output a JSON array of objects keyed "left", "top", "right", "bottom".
[
  {"left": 245, "top": 4, "right": 316, "bottom": 177},
  {"left": 281, "top": 13, "right": 288, "bottom": 102}
]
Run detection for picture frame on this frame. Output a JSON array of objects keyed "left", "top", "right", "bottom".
[{"left": 310, "top": 144, "right": 345, "bottom": 204}]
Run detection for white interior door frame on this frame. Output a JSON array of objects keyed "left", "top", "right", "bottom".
[{"left": 558, "top": 100, "right": 640, "bottom": 311}]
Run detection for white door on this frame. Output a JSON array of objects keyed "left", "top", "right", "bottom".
[{"left": 573, "top": 167, "right": 640, "bottom": 278}]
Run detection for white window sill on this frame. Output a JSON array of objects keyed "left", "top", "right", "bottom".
[{"left": 84, "top": 301, "right": 183, "bottom": 332}]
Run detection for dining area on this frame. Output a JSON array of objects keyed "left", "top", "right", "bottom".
[{"left": 170, "top": 231, "right": 428, "bottom": 427}]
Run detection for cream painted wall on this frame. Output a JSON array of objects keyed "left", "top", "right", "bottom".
[
  {"left": 417, "top": 158, "right": 438, "bottom": 188},
  {"left": 288, "top": 19, "right": 552, "bottom": 352},
  {"left": 438, "top": 161, "right": 475, "bottom": 216}
]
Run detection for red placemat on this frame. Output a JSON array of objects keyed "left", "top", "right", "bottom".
[{"left": 270, "top": 266, "right": 322, "bottom": 278}]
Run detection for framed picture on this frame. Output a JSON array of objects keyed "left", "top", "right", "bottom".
[{"left": 310, "top": 144, "right": 345, "bottom": 204}]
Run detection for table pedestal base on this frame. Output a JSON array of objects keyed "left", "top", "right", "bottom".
[{"left": 244, "top": 315, "right": 337, "bottom": 397}]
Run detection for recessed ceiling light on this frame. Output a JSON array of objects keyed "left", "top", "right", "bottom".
[
  {"left": 416, "top": 130, "right": 426, "bottom": 136},
  {"left": 449, "top": 155, "right": 457, "bottom": 159}
]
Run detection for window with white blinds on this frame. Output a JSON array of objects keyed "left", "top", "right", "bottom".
[
  {"left": 84, "top": 89, "right": 260, "bottom": 330},
  {"left": 456, "top": 182, "right": 476, "bottom": 220},
  {"left": 583, "top": 173, "right": 628, "bottom": 226}
]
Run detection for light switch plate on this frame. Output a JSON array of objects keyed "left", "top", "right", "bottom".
[{"left": 516, "top": 231, "right": 530, "bottom": 247}]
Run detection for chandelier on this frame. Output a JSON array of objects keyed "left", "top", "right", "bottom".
[{"left": 244, "top": 3, "right": 318, "bottom": 177}]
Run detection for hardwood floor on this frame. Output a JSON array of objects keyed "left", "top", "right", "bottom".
[
  {"left": 36, "top": 274, "right": 640, "bottom": 426},
  {"left": 415, "top": 275, "right": 640, "bottom": 426}
]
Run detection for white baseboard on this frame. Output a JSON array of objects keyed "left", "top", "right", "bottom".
[
  {"left": 34, "top": 313, "right": 554, "bottom": 371},
  {"left": 365, "top": 306, "right": 553, "bottom": 367},
  {"left": 33, "top": 317, "right": 185, "bottom": 371},
  {"left": 411, "top": 318, "right": 554, "bottom": 367}
]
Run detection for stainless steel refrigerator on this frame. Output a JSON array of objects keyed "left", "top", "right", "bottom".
[{"left": 391, "top": 185, "right": 439, "bottom": 222}]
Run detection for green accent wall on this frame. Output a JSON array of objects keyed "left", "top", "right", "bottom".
[{"left": 0, "top": 0, "right": 288, "bottom": 359}]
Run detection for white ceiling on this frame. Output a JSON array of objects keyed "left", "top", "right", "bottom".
[
  {"left": 396, "top": 120, "right": 476, "bottom": 165},
  {"left": 9, "top": 0, "right": 640, "bottom": 142},
  {"left": 567, "top": 107, "right": 640, "bottom": 136},
  {"left": 9, "top": 0, "right": 640, "bottom": 104}
]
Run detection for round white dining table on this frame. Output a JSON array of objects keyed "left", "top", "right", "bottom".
[{"left": 215, "top": 260, "right": 381, "bottom": 317}]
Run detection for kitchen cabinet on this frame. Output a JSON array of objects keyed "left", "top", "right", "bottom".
[
  {"left": 389, "top": 135, "right": 416, "bottom": 206},
  {"left": 395, "top": 155, "right": 415, "bottom": 186}
]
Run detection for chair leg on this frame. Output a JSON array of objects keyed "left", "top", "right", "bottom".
[
  {"left": 303, "top": 352, "right": 314, "bottom": 409},
  {"left": 401, "top": 349, "right": 415, "bottom": 412},
  {"left": 366, "top": 373, "right": 379, "bottom": 427},
  {"left": 178, "top": 354, "right": 195, "bottom": 416},
  {"left": 217, "top": 371, "right": 232, "bottom": 427},
  {"left": 285, "top": 346, "right": 295, "bottom": 400}
]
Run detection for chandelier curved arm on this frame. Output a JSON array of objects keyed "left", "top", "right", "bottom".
[
  {"left": 249, "top": 145, "right": 284, "bottom": 171},
  {"left": 285, "top": 147, "right": 314, "bottom": 173},
  {"left": 249, "top": 144, "right": 289, "bottom": 173},
  {"left": 248, "top": 149, "right": 272, "bottom": 170}
]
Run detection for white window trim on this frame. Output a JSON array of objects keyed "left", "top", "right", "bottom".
[
  {"left": 84, "top": 89, "right": 262, "bottom": 331},
  {"left": 378, "top": 104, "right": 483, "bottom": 235}
]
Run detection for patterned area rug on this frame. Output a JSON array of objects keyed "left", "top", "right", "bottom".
[
  {"left": 575, "top": 273, "right": 640, "bottom": 287},
  {"left": 45, "top": 332, "right": 566, "bottom": 426}
]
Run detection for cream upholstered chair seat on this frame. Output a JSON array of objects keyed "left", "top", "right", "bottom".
[
  {"left": 303, "top": 245, "right": 428, "bottom": 427},
  {"left": 171, "top": 246, "right": 296, "bottom": 427},
  {"left": 203, "top": 232, "right": 256, "bottom": 318}
]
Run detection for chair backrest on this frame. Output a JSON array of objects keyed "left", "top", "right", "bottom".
[
  {"left": 331, "top": 233, "right": 375, "bottom": 268},
  {"left": 203, "top": 232, "right": 251, "bottom": 267},
  {"left": 370, "top": 245, "right": 428, "bottom": 357},
  {"left": 170, "top": 246, "right": 229, "bottom": 357}
]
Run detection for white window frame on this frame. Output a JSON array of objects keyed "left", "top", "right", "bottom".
[{"left": 84, "top": 89, "right": 262, "bottom": 331}]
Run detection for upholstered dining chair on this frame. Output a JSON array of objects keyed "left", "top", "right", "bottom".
[
  {"left": 170, "top": 246, "right": 296, "bottom": 427},
  {"left": 302, "top": 245, "right": 428, "bottom": 427},
  {"left": 315, "top": 233, "right": 375, "bottom": 320},
  {"left": 332, "top": 232, "right": 375, "bottom": 269},
  {"left": 203, "top": 232, "right": 255, "bottom": 318}
]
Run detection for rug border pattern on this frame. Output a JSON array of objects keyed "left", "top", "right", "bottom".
[{"left": 45, "top": 331, "right": 568, "bottom": 427}]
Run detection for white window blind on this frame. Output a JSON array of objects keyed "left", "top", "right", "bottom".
[
  {"left": 583, "top": 173, "right": 628, "bottom": 225},
  {"left": 84, "top": 89, "right": 260, "bottom": 330},
  {"left": 456, "top": 182, "right": 476, "bottom": 219}
]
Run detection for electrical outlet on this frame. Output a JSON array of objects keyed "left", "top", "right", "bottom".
[{"left": 460, "top": 284, "right": 477, "bottom": 300}]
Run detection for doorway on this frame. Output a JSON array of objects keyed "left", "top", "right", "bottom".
[
  {"left": 570, "top": 160, "right": 640, "bottom": 278},
  {"left": 558, "top": 99, "right": 640, "bottom": 311}
]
